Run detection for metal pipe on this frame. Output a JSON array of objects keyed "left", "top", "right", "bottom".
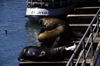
[
  {"left": 66, "top": 40, "right": 83, "bottom": 66},
  {"left": 93, "top": 22, "right": 98, "bottom": 32},
  {"left": 97, "top": 14, "right": 99, "bottom": 37},
  {"left": 94, "top": 29, "right": 99, "bottom": 40},
  {"left": 66, "top": 8, "right": 100, "bottom": 66},
  {"left": 75, "top": 49, "right": 85, "bottom": 66},
  {"left": 85, "top": 42, "right": 93, "bottom": 58},
  {"left": 85, "top": 28, "right": 98, "bottom": 58},
  {"left": 85, "top": 33, "right": 92, "bottom": 48},
  {"left": 81, "top": 60, "right": 86, "bottom": 66},
  {"left": 70, "top": 61, "right": 73, "bottom": 66},
  {"left": 90, "top": 24, "right": 94, "bottom": 56},
  {"left": 82, "top": 39, "right": 86, "bottom": 66}
]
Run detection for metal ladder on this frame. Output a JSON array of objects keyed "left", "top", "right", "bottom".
[{"left": 66, "top": 8, "right": 100, "bottom": 66}]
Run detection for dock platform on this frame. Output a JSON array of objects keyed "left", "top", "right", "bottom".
[{"left": 19, "top": 38, "right": 100, "bottom": 66}]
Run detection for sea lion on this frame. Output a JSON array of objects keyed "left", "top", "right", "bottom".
[
  {"left": 38, "top": 18, "right": 73, "bottom": 47},
  {"left": 18, "top": 44, "right": 76, "bottom": 61}
]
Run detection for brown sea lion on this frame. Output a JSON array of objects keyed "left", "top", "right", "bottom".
[
  {"left": 18, "top": 44, "right": 76, "bottom": 61},
  {"left": 38, "top": 18, "right": 73, "bottom": 47}
]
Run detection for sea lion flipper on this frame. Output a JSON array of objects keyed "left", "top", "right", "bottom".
[
  {"left": 65, "top": 44, "right": 77, "bottom": 51},
  {"left": 52, "top": 36, "right": 61, "bottom": 48}
]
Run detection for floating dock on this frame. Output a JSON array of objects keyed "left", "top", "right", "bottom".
[{"left": 19, "top": 39, "right": 100, "bottom": 66}]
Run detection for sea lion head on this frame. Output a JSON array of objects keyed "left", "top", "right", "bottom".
[
  {"left": 39, "top": 18, "right": 59, "bottom": 30},
  {"left": 18, "top": 47, "right": 46, "bottom": 61}
]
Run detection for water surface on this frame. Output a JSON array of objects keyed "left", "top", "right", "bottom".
[{"left": 0, "top": 0, "right": 41, "bottom": 66}]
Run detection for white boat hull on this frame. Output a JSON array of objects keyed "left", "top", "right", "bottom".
[{"left": 25, "top": 3, "right": 76, "bottom": 20}]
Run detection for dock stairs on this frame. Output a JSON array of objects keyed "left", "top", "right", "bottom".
[
  {"left": 19, "top": 1, "right": 100, "bottom": 66},
  {"left": 66, "top": 1, "right": 100, "bottom": 66}
]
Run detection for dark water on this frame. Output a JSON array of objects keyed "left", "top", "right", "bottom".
[{"left": 0, "top": 0, "right": 41, "bottom": 66}]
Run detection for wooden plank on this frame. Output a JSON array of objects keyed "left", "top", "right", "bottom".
[
  {"left": 74, "top": 7, "right": 100, "bottom": 10},
  {"left": 19, "top": 59, "right": 91, "bottom": 64},
  {"left": 71, "top": 37, "right": 100, "bottom": 43},
  {"left": 69, "top": 24, "right": 100, "bottom": 27},
  {"left": 20, "top": 60, "right": 69, "bottom": 64},
  {"left": 67, "top": 14, "right": 100, "bottom": 17}
]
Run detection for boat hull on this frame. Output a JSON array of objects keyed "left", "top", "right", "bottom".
[{"left": 25, "top": 3, "right": 76, "bottom": 21}]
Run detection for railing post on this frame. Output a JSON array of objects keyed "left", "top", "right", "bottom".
[
  {"left": 90, "top": 24, "right": 94, "bottom": 56},
  {"left": 82, "top": 39, "right": 86, "bottom": 66},
  {"left": 41, "top": 0, "right": 42, "bottom": 7},
  {"left": 31, "top": 0, "right": 32, "bottom": 7},
  {"left": 70, "top": 61, "right": 73, "bottom": 66},
  {"left": 97, "top": 13, "right": 99, "bottom": 37}
]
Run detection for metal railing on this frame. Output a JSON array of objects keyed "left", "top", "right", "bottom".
[{"left": 66, "top": 8, "right": 100, "bottom": 66}]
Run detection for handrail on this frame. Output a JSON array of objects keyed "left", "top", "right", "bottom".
[{"left": 66, "top": 8, "right": 100, "bottom": 66}]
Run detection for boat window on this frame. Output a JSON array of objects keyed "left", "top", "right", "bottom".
[
  {"left": 62, "top": 0, "right": 68, "bottom": 6},
  {"left": 42, "top": 0, "right": 53, "bottom": 8},
  {"left": 27, "top": 0, "right": 69, "bottom": 8},
  {"left": 54, "top": 0, "right": 69, "bottom": 7},
  {"left": 42, "top": 0, "right": 53, "bottom": 2},
  {"left": 54, "top": 0, "right": 60, "bottom": 7},
  {"left": 27, "top": 0, "right": 41, "bottom": 7}
]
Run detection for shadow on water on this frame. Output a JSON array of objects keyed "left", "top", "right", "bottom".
[{"left": 25, "top": 20, "right": 42, "bottom": 47}]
